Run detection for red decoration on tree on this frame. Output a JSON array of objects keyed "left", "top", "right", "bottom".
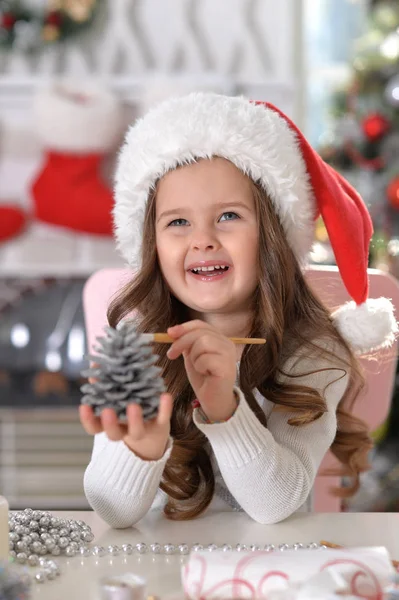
[
  {"left": 1, "top": 12, "right": 16, "bottom": 30},
  {"left": 46, "top": 11, "right": 62, "bottom": 26},
  {"left": 387, "top": 177, "right": 399, "bottom": 210},
  {"left": 361, "top": 112, "right": 391, "bottom": 141}
]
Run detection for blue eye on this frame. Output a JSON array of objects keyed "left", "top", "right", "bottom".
[
  {"left": 219, "top": 212, "right": 239, "bottom": 222},
  {"left": 168, "top": 218, "right": 189, "bottom": 227}
]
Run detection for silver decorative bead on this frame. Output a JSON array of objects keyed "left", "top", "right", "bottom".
[
  {"left": 30, "top": 532, "right": 40, "bottom": 541},
  {"left": 39, "top": 558, "right": 48, "bottom": 567},
  {"left": 32, "top": 511, "right": 42, "bottom": 520},
  {"left": 28, "top": 554, "right": 40, "bottom": 566},
  {"left": 264, "top": 544, "right": 275, "bottom": 552},
  {"left": 31, "top": 541, "right": 43, "bottom": 554},
  {"left": 191, "top": 544, "right": 203, "bottom": 552},
  {"left": 50, "top": 517, "right": 60, "bottom": 528},
  {"left": 250, "top": 545, "right": 261, "bottom": 551},
  {"left": 92, "top": 546, "right": 106, "bottom": 557},
  {"left": 24, "top": 508, "right": 34, "bottom": 517},
  {"left": 221, "top": 544, "right": 232, "bottom": 552},
  {"left": 59, "top": 528, "right": 69, "bottom": 537},
  {"left": 68, "top": 542, "right": 79, "bottom": 551},
  {"left": 35, "top": 571, "right": 47, "bottom": 583},
  {"left": 50, "top": 564, "right": 61, "bottom": 577},
  {"left": 15, "top": 525, "right": 26, "bottom": 535},
  {"left": 70, "top": 531, "right": 81, "bottom": 542},
  {"left": 79, "top": 546, "right": 91, "bottom": 557},
  {"left": 163, "top": 543, "right": 176, "bottom": 555},
  {"left": 58, "top": 537, "right": 69, "bottom": 549},
  {"left": 150, "top": 543, "right": 161, "bottom": 554},
  {"left": 51, "top": 546, "right": 61, "bottom": 556},
  {"left": 307, "top": 542, "right": 319, "bottom": 549},
  {"left": 16, "top": 552, "right": 27, "bottom": 564},
  {"left": 279, "top": 544, "right": 290, "bottom": 551},
  {"left": 9, "top": 532, "right": 19, "bottom": 542},
  {"left": 9, "top": 550, "right": 16, "bottom": 559},
  {"left": 293, "top": 543, "right": 304, "bottom": 550},
  {"left": 22, "top": 535, "right": 33, "bottom": 545},
  {"left": 178, "top": 544, "right": 189, "bottom": 555},
  {"left": 65, "top": 546, "right": 77, "bottom": 557},
  {"left": 107, "top": 545, "right": 120, "bottom": 556},
  {"left": 235, "top": 544, "right": 247, "bottom": 552},
  {"left": 82, "top": 530, "right": 94, "bottom": 543},
  {"left": 29, "top": 521, "right": 39, "bottom": 531},
  {"left": 122, "top": 543, "right": 134, "bottom": 555},
  {"left": 45, "top": 539, "right": 56, "bottom": 550},
  {"left": 16, "top": 541, "right": 28, "bottom": 553},
  {"left": 39, "top": 546, "right": 48, "bottom": 555},
  {"left": 207, "top": 544, "right": 219, "bottom": 552},
  {"left": 44, "top": 568, "right": 57, "bottom": 580},
  {"left": 39, "top": 516, "right": 51, "bottom": 527},
  {"left": 136, "top": 542, "right": 147, "bottom": 554}
]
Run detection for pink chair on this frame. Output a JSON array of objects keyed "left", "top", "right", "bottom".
[{"left": 83, "top": 265, "right": 399, "bottom": 512}]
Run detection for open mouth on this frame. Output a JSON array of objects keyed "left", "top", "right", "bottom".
[
  {"left": 188, "top": 265, "right": 231, "bottom": 280},
  {"left": 189, "top": 265, "right": 230, "bottom": 277}
]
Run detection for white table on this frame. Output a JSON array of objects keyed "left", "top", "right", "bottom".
[{"left": 28, "top": 511, "right": 399, "bottom": 599}]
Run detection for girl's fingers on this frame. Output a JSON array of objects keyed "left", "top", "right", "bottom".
[
  {"left": 167, "top": 330, "right": 223, "bottom": 360},
  {"left": 126, "top": 403, "right": 146, "bottom": 440},
  {"left": 101, "top": 408, "right": 126, "bottom": 441},
  {"left": 156, "top": 393, "right": 174, "bottom": 426},
  {"left": 191, "top": 353, "right": 222, "bottom": 376},
  {"left": 79, "top": 405, "right": 103, "bottom": 435}
]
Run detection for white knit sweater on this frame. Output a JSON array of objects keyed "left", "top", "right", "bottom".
[{"left": 83, "top": 342, "right": 349, "bottom": 528}]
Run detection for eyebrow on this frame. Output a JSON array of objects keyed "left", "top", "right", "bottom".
[{"left": 156, "top": 201, "right": 251, "bottom": 223}]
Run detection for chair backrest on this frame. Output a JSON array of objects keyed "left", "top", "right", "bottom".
[{"left": 83, "top": 265, "right": 399, "bottom": 512}]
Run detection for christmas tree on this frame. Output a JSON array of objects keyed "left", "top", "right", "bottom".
[
  {"left": 316, "top": 0, "right": 399, "bottom": 511},
  {"left": 316, "top": 0, "right": 399, "bottom": 274}
]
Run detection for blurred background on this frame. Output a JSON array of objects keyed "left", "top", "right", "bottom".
[{"left": 0, "top": 0, "right": 398, "bottom": 512}]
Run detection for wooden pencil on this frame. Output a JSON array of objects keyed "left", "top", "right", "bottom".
[{"left": 152, "top": 333, "right": 266, "bottom": 345}]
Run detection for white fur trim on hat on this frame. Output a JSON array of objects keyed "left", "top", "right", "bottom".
[
  {"left": 114, "top": 92, "right": 315, "bottom": 269},
  {"left": 332, "top": 297, "right": 398, "bottom": 354},
  {"left": 33, "top": 79, "right": 123, "bottom": 153}
]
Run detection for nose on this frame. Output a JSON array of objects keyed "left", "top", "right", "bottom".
[{"left": 191, "top": 227, "right": 220, "bottom": 251}]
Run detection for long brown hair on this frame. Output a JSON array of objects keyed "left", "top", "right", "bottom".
[{"left": 108, "top": 170, "right": 372, "bottom": 520}]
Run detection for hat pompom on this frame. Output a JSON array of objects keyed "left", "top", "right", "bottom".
[{"left": 331, "top": 298, "right": 398, "bottom": 355}]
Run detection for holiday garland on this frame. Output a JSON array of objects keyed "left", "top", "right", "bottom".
[{"left": 0, "top": 0, "right": 99, "bottom": 50}]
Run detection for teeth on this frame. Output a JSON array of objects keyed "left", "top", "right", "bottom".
[{"left": 191, "top": 265, "right": 228, "bottom": 273}]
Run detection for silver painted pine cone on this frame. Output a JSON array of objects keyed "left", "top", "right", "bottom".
[{"left": 80, "top": 323, "right": 165, "bottom": 421}]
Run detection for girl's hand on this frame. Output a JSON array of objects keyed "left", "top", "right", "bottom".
[
  {"left": 79, "top": 392, "right": 173, "bottom": 461},
  {"left": 166, "top": 320, "right": 238, "bottom": 423}
]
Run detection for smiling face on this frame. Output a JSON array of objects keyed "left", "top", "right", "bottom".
[{"left": 155, "top": 158, "right": 259, "bottom": 320}]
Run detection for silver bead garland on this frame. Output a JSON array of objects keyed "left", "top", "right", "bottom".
[{"left": 8, "top": 508, "right": 327, "bottom": 585}]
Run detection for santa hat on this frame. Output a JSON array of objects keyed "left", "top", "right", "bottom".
[{"left": 113, "top": 92, "right": 398, "bottom": 355}]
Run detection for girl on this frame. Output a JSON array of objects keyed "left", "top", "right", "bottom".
[{"left": 80, "top": 93, "right": 397, "bottom": 528}]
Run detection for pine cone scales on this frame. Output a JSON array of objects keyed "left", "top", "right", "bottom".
[{"left": 80, "top": 323, "right": 165, "bottom": 421}]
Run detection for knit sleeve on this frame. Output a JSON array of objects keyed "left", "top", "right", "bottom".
[
  {"left": 83, "top": 432, "right": 172, "bottom": 528},
  {"left": 193, "top": 342, "right": 350, "bottom": 524}
]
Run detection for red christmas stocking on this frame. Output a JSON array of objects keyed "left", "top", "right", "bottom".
[
  {"left": 32, "top": 152, "right": 115, "bottom": 235},
  {"left": 30, "top": 81, "right": 124, "bottom": 236},
  {"left": 0, "top": 205, "right": 27, "bottom": 242}
]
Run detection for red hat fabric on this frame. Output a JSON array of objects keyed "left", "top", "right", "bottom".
[
  {"left": 113, "top": 92, "right": 397, "bottom": 354},
  {"left": 263, "top": 101, "right": 372, "bottom": 306}
]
